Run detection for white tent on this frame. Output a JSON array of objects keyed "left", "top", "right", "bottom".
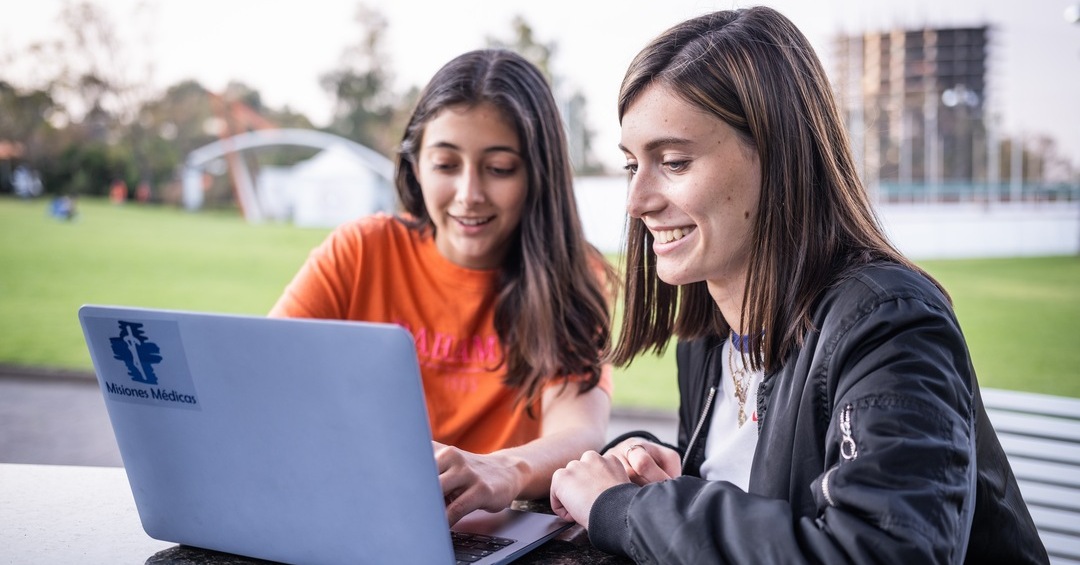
[{"left": 257, "top": 144, "right": 395, "bottom": 228}]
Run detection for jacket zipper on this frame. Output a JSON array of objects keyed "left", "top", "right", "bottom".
[
  {"left": 820, "top": 403, "right": 857, "bottom": 507},
  {"left": 683, "top": 385, "right": 716, "bottom": 469},
  {"left": 682, "top": 341, "right": 725, "bottom": 469},
  {"left": 839, "top": 403, "right": 858, "bottom": 461},
  {"left": 821, "top": 467, "right": 839, "bottom": 507}
]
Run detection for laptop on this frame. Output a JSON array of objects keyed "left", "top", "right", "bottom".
[{"left": 78, "top": 304, "right": 571, "bottom": 565}]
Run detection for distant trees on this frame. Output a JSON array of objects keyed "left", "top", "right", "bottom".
[
  {"left": 0, "top": 81, "right": 58, "bottom": 167},
  {"left": 1, "top": 1, "right": 155, "bottom": 197},
  {"left": 319, "top": 3, "right": 416, "bottom": 158},
  {"left": 0, "top": 2, "right": 313, "bottom": 201},
  {"left": 318, "top": 6, "right": 605, "bottom": 174},
  {"left": 486, "top": 16, "right": 605, "bottom": 175},
  {"left": 0, "top": 1, "right": 605, "bottom": 203}
]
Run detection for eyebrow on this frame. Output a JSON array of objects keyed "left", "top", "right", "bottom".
[
  {"left": 426, "top": 141, "right": 521, "bottom": 155},
  {"left": 618, "top": 136, "right": 694, "bottom": 154}
]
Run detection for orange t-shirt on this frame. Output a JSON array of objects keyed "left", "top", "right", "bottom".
[{"left": 270, "top": 214, "right": 612, "bottom": 454}]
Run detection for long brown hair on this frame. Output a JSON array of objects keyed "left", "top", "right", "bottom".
[
  {"left": 396, "top": 49, "right": 613, "bottom": 407},
  {"left": 612, "top": 8, "right": 945, "bottom": 372}
]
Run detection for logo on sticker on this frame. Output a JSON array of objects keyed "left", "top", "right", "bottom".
[
  {"left": 102, "top": 319, "right": 199, "bottom": 408},
  {"left": 110, "top": 321, "right": 163, "bottom": 385}
]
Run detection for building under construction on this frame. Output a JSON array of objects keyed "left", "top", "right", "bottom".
[{"left": 832, "top": 25, "right": 996, "bottom": 201}]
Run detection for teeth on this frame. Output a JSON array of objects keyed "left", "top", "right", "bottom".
[
  {"left": 456, "top": 217, "right": 492, "bottom": 226},
  {"left": 655, "top": 227, "right": 692, "bottom": 244}
]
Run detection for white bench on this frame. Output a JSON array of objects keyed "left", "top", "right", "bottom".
[{"left": 983, "top": 388, "right": 1080, "bottom": 565}]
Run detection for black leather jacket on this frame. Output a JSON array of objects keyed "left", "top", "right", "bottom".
[{"left": 590, "top": 263, "right": 1047, "bottom": 564}]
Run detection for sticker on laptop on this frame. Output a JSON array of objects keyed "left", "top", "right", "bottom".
[{"left": 89, "top": 317, "right": 201, "bottom": 411}]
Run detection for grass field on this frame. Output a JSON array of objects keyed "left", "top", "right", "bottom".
[
  {"left": 2, "top": 196, "right": 1077, "bottom": 409},
  {"left": 0, "top": 197, "right": 330, "bottom": 366}
]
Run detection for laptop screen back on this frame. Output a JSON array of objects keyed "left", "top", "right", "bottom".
[{"left": 79, "top": 305, "right": 455, "bottom": 564}]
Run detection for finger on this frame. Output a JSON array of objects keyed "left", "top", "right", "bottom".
[
  {"left": 579, "top": 449, "right": 601, "bottom": 462},
  {"left": 437, "top": 456, "right": 470, "bottom": 496},
  {"left": 433, "top": 443, "right": 463, "bottom": 469},
  {"left": 610, "top": 443, "right": 638, "bottom": 476},
  {"left": 551, "top": 503, "right": 572, "bottom": 522},
  {"left": 606, "top": 439, "right": 638, "bottom": 458},
  {"left": 549, "top": 470, "right": 571, "bottom": 521},
  {"left": 622, "top": 443, "right": 648, "bottom": 466},
  {"left": 434, "top": 447, "right": 450, "bottom": 472},
  {"left": 615, "top": 441, "right": 682, "bottom": 479},
  {"left": 608, "top": 440, "right": 655, "bottom": 471},
  {"left": 654, "top": 448, "right": 684, "bottom": 478},
  {"left": 445, "top": 486, "right": 478, "bottom": 526},
  {"left": 549, "top": 467, "right": 585, "bottom": 526},
  {"left": 625, "top": 446, "right": 673, "bottom": 485}
]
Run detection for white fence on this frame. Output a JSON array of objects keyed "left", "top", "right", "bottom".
[
  {"left": 573, "top": 176, "right": 1080, "bottom": 259},
  {"left": 877, "top": 202, "right": 1080, "bottom": 259}
]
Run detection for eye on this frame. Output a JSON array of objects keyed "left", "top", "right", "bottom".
[
  {"left": 622, "top": 162, "right": 638, "bottom": 177},
  {"left": 431, "top": 162, "right": 457, "bottom": 172},
  {"left": 662, "top": 159, "right": 689, "bottom": 173},
  {"left": 487, "top": 164, "right": 518, "bottom": 177}
]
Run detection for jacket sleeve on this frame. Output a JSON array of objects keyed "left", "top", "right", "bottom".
[
  {"left": 589, "top": 284, "right": 979, "bottom": 564},
  {"left": 600, "top": 431, "right": 677, "bottom": 455}
]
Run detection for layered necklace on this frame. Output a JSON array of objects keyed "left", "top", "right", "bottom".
[{"left": 727, "top": 332, "right": 756, "bottom": 427}]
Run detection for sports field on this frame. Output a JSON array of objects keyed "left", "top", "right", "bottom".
[{"left": 2, "top": 197, "right": 1077, "bottom": 409}]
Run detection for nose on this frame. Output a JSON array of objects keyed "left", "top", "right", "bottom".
[
  {"left": 454, "top": 164, "right": 486, "bottom": 205},
  {"left": 625, "top": 168, "right": 659, "bottom": 219}
]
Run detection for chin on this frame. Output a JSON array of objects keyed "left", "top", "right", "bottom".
[
  {"left": 654, "top": 267, "right": 692, "bottom": 287},
  {"left": 657, "top": 253, "right": 714, "bottom": 284}
]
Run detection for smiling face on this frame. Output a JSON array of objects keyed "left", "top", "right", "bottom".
[
  {"left": 414, "top": 102, "right": 528, "bottom": 270},
  {"left": 621, "top": 83, "right": 762, "bottom": 300}
]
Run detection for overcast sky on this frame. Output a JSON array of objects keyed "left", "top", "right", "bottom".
[{"left": 2, "top": 0, "right": 1078, "bottom": 171}]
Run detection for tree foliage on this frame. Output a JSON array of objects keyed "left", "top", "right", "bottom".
[
  {"left": 0, "top": 81, "right": 58, "bottom": 157},
  {"left": 0, "top": 2, "right": 608, "bottom": 201},
  {"left": 487, "top": 16, "right": 557, "bottom": 81},
  {"left": 487, "top": 16, "right": 605, "bottom": 175},
  {"left": 318, "top": 3, "right": 412, "bottom": 156}
]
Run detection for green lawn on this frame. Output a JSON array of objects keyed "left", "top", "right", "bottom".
[
  {"left": 0, "top": 197, "right": 331, "bottom": 369},
  {"left": 609, "top": 255, "right": 1080, "bottom": 409},
  {"left": 920, "top": 256, "right": 1080, "bottom": 400},
  {"left": 2, "top": 196, "right": 1077, "bottom": 409}
]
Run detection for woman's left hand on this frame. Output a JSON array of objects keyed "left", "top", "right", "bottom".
[
  {"left": 434, "top": 441, "right": 525, "bottom": 525},
  {"left": 549, "top": 450, "right": 633, "bottom": 530}
]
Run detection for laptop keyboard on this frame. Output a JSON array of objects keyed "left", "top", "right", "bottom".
[{"left": 452, "top": 530, "right": 517, "bottom": 564}]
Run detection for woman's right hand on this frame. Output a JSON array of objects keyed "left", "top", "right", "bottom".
[{"left": 606, "top": 438, "right": 682, "bottom": 486}]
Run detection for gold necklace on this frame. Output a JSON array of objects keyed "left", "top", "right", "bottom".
[{"left": 728, "top": 337, "right": 752, "bottom": 427}]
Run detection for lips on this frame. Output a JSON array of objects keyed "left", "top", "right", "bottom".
[{"left": 653, "top": 225, "right": 695, "bottom": 244}]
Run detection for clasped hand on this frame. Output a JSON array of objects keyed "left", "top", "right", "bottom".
[{"left": 549, "top": 438, "right": 681, "bottom": 529}]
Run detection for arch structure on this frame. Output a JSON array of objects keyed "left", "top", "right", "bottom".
[{"left": 181, "top": 128, "right": 395, "bottom": 223}]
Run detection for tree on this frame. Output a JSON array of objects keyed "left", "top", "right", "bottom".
[
  {"left": 6, "top": 1, "right": 158, "bottom": 196},
  {"left": 487, "top": 16, "right": 556, "bottom": 80},
  {"left": 1, "top": 1, "right": 335, "bottom": 203},
  {"left": 0, "top": 82, "right": 59, "bottom": 192},
  {"left": 0, "top": 82, "right": 58, "bottom": 154},
  {"left": 487, "top": 16, "right": 605, "bottom": 175},
  {"left": 132, "top": 80, "right": 218, "bottom": 199},
  {"left": 27, "top": 1, "right": 151, "bottom": 133},
  {"left": 136, "top": 79, "right": 318, "bottom": 206},
  {"left": 319, "top": 3, "right": 406, "bottom": 156}
]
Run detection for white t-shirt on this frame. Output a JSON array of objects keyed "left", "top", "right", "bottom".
[{"left": 698, "top": 336, "right": 764, "bottom": 491}]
